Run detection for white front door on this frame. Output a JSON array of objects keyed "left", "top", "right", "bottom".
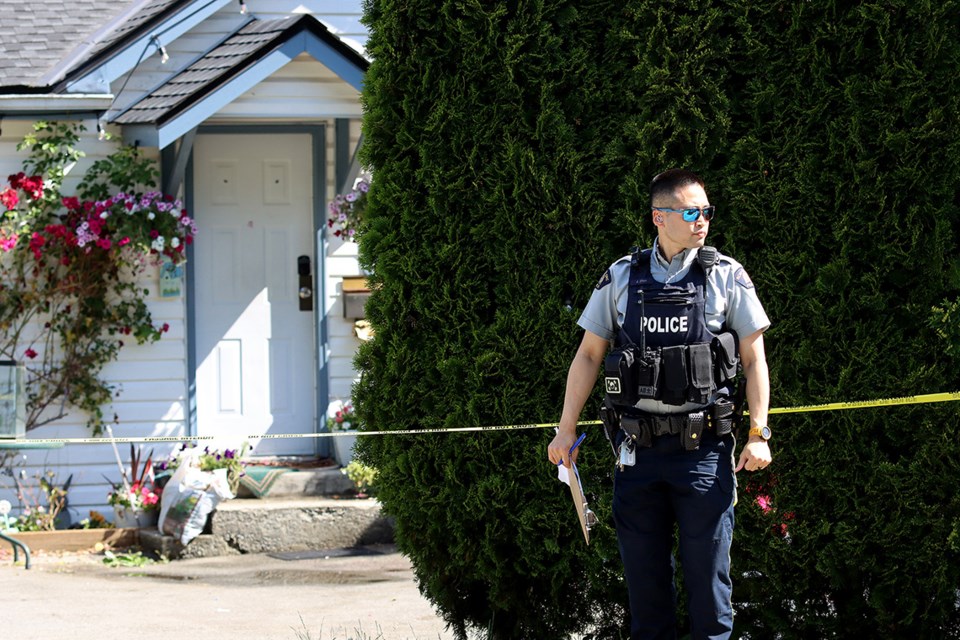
[{"left": 193, "top": 132, "right": 317, "bottom": 457}]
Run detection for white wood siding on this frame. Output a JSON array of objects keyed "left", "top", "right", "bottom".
[
  {"left": 0, "top": 118, "right": 188, "bottom": 522},
  {"left": 213, "top": 54, "right": 362, "bottom": 120}
]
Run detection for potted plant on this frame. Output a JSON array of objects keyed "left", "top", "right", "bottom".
[
  {"left": 327, "top": 402, "right": 358, "bottom": 466},
  {"left": 105, "top": 444, "right": 160, "bottom": 528}
]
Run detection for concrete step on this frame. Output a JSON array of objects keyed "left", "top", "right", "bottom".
[
  {"left": 234, "top": 466, "right": 355, "bottom": 498},
  {"left": 142, "top": 497, "right": 393, "bottom": 560}
]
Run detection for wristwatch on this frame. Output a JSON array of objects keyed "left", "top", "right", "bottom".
[{"left": 748, "top": 425, "right": 772, "bottom": 441}]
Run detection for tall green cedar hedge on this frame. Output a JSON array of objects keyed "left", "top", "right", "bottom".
[{"left": 355, "top": 1, "right": 960, "bottom": 638}]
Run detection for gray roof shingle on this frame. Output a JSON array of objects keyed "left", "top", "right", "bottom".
[
  {"left": 0, "top": 0, "right": 137, "bottom": 88},
  {"left": 0, "top": 0, "right": 188, "bottom": 90}
]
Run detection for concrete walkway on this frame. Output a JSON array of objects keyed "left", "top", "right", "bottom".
[{"left": 1, "top": 544, "right": 455, "bottom": 640}]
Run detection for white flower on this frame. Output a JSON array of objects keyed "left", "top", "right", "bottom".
[
  {"left": 151, "top": 236, "right": 165, "bottom": 252},
  {"left": 147, "top": 212, "right": 155, "bottom": 220},
  {"left": 171, "top": 237, "right": 180, "bottom": 248}
]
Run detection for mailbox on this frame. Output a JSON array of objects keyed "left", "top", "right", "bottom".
[
  {"left": 342, "top": 276, "right": 371, "bottom": 319},
  {"left": 0, "top": 360, "right": 26, "bottom": 439}
]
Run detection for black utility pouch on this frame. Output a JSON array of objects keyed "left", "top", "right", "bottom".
[
  {"left": 712, "top": 332, "right": 740, "bottom": 383},
  {"left": 687, "top": 343, "right": 714, "bottom": 404},
  {"left": 604, "top": 349, "right": 637, "bottom": 405},
  {"left": 622, "top": 416, "right": 652, "bottom": 448},
  {"left": 711, "top": 398, "right": 735, "bottom": 436},
  {"left": 681, "top": 412, "right": 705, "bottom": 450},
  {"left": 661, "top": 346, "right": 688, "bottom": 405}
]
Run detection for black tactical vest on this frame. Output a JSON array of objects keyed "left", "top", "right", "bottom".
[{"left": 603, "top": 247, "right": 739, "bottom": 411}]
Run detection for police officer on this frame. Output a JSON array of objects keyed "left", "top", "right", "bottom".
[{"left": 547, "top": 169, "right": 771, "bottom": 640}]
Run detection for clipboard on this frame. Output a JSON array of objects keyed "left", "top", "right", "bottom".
[{"left": 568, "top": 462, "right": 597, "bottom": 545}]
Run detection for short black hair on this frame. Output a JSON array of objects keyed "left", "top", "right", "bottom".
[{"left": 650, "top": 169, "right": 705, "bottom": 206}]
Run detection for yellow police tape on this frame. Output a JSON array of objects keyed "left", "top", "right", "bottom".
[{"left": 3, "top": 391, "right": 959, "bottom": 447}]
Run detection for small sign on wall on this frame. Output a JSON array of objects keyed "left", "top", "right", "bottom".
[{"left": 160, "top": 256, "right": 184, "bottom": 298}]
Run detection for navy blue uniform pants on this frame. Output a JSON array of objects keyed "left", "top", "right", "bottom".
[{"left": 613, "top": 431, "right": 736, "bottom": 640}]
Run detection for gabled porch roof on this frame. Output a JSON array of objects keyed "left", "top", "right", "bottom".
[{"left": 114, "top": 14, "right": 368, "bottom": 149}]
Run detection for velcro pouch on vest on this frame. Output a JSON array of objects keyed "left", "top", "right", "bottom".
[
  {"left": 686, "top": 343, "right": 714, "bottom": 404},
  {"left": 712, "top": 332, "right": 739, "bottom": 382},
  {"left": 604, "top": 349, "right": 636, "bottom": 406},
  {"left": 660, "top": 346, "right": 688, "bottom": 405}
]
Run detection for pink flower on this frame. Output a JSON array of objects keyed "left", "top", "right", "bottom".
[
  {"left": 756, "top": 495, "right": 772, "bottom": 513},
  {"left": 96, "top": 238, "right": 112, "bottom": 250},
  {"left": 0, "top": 234, "right": 17, "bottom": 252},
  {"left": 118, "top": 237, "right": 131, "bottom": 247}
]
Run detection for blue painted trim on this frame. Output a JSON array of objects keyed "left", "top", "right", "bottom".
[
  {"left": 184, "top": 151, "right": 198, "bottom": 438},
  {"left": 303, "top": 33, "right": 365, "bottom": 91},
  {"left": 186, "top": 124, "right": 329, "bottom": 456}
]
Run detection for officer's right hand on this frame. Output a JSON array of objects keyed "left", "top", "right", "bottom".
[{"left": 548, "top": 429, "right": 579, "bottom": 468}]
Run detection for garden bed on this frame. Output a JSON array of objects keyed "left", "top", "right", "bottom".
[{"left": 4, "top": 528, "right": 138, "bottom": 552}]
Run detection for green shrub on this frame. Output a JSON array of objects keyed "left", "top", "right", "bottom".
[{"left": 356, "top": 0, "right": 960, "bottom": 637}]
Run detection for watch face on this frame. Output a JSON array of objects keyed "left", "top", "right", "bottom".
[{"left": 761, "top": 426, "right": 772, "bottom": 440}]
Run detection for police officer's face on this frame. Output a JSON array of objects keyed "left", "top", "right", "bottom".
[{"left": 653, "top": 183, "right": 710, "bottom": 256}]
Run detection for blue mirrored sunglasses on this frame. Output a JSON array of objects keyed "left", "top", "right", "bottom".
[{"left": 652, "top": 206, "right": 716, "bottom": 222}]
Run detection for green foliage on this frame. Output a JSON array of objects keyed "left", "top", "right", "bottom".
[
  {"left": 356, "top": 0, "right": 960, "bottom": 638},
  {"left": 341, "top": 460, "right": 377, "bottom": 495},
  {"left": 101, "top": 549, "right": 160, "bottom": 567}
]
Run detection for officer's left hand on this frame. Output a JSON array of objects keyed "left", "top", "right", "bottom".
[{"left": 735, "top": 439, "right": 772, "bottom": 473}]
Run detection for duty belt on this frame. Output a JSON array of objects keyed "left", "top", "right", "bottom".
[
  {"left": 619, "top": 409, "right": 733, "bottom": 451},
  {"left": 621, "top": 410, "right": 715, "bottom": 436}
]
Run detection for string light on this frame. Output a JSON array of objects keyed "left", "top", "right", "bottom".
[
  {"left": 239, "top": 0, "right": 248, "bottom": 15},
  {"left": 97, "top": 119, "right": 108, "bottom": 141},
  {"left": 151, "top": 35, "right": 169, "bottom": 64}
]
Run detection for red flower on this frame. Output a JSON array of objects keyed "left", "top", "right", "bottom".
[
  {"left": 96, "top": 238, "right": 112, "bottom": 250},
  {"left": 28, "top": 232, "right": 46, "bottom": 259},
  {"left": 61, "top": 196, "right": 80, "bottom": 210},
  {"left": 149, "top": 230, "right": 159, "bottom": 239},
  {"left": 11, "top": 174, "right": 44, "bottom": 200},
  {"left": 24, "top": 348, "right": 37, "bottom": 359},
  {"left": 118, "top": 237, "right": 131, "bottom": 247},
  {"left": 161, "top": 323, "right": 170, "bottom": 333},
  {"left": 0, "top": 188, "right": 18, "bottom": 210}
]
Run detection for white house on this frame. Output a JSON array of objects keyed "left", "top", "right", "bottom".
[{"left": 0, "top": 0, "right": 371, "bottom": 520}]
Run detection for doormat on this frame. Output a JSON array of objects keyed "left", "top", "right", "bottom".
[
  {"left": 238, "top": 466, "right": 294, "bottom": 497},
  {"left": 267, "top": 547, "right": 385, "bottom": 561}
]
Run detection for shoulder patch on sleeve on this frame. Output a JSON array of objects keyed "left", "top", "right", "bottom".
[
  {"left": 734, "top": 267, "right": 754, "bottom": 289},
  {"left": 595, "top": 269, "right": 612, "bottom": 290}
]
